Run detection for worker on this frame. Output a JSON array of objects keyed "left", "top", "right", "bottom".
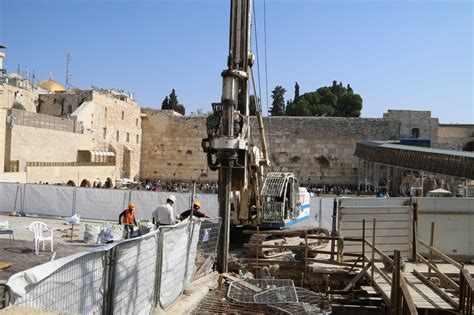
[
  {"left": 118, "top": 202, "right": 137, "bottom": 239},
  {"left": 179, "top": 201, "right": 211, "bottom": 221},
  {"left": 152, "top": 195, "right": 176, "bottom": 227}
]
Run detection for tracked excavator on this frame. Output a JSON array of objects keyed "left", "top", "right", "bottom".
[{"left": 201, "top": 0, "right": 328, "bottom": 272}]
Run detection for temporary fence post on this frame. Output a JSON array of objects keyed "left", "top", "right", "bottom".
[
  {"left": 102, "top": 246, "right": 118, "bottom": 315},
  {"left": 153, "top": 228, "right": 165, "bottom": 310},
  {"left": 330, "top": 198, "right": 337, "bottom": 261},
  {"left": 362, "top": 219, "right": 366, "bottom": 268},
  {"left": 411, "top": 202, "right": 418, "bottom": 262},
  {"left": 371, "top": 218, "right": 376, "bottom": 286},
  {"left": 428, "top": 222, "right": 434, "bottom": 281}
]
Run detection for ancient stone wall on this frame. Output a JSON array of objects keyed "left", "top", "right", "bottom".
[
  {"left": 437, "top": 124, "right": 474, "bottom": 151},
  {"left": 0, "top": 84, "right": 38, "bottom": 112},
  {"left": 383, "top": 110, "right": 439, "bottom": 143},
  {"left": 38, "top": 90, "right": 142, "bottom": 180},
  {"left": 140, "top": 109, "right": 211, "bottom": 182},
  {"left": 140, "top": 110, "right": 401, "bottom": 185}
]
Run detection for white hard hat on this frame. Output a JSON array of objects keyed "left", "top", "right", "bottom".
[{"left": 167, "top": 195, "right": 176, "bottom": 203}]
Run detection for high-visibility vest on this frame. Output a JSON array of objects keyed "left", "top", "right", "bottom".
[{"left": 123, "top": 209, "right": 135, "bottom": 225}]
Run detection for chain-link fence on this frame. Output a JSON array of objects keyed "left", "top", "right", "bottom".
[{"left": 4, "top": 218, "right": 221, "bottom": 314}]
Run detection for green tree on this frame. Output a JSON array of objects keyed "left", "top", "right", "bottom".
[
  {"left": 287, "top": 81, "right": 362, "bottom": 117},
  {"left": 169, "top": 89, "right": 178, "bottom": 109},
  {"left": 270, "top": 86, "right": 286, "bottom": 116},
  {"left": 174, "top": 104, "right": 186, "bottom": 115},
  {"left": 294, "top": 82, "right": 300, "bottom": 103},
  {"left": 161, "top": 96, "right": 171, "bottom": 110}
]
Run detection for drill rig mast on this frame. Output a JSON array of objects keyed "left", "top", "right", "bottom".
[{"left": 202, "top": 0, "right": 256, "bottom": 273}]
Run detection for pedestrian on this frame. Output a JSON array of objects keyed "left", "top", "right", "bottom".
[
  {"left": 152, "top": 195, "right": 176, "bottom": 227},
  {"left": 118, "top": 202, "right": 137, "bottom": 239},
  {"left": 179, "top": 201, "right": 211, "bottom": 221}
]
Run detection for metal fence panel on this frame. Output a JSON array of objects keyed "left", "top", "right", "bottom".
[
  {"left": 112, "top": 231, "right": 159, "bottom": 315},
  {"left": 0, "top": 182, "right": 22, "bottom": 213},
  {"left": 75, "top": 187, "right": 129, "bottom": 220},
  {"left": 159, "top": 223, "right": 189, "bottom": 309},
  {"left": 12, "top": 251, "right": 106, "bottom": 314},
  {"left": 193, "top": 218, "right": 221, "bottom": 281},
  {"left": 23, "top": 184, "right": 74, "bottom": 217},
  {"left": 185, "top": 219, "right": 202, "bottom": 281}
]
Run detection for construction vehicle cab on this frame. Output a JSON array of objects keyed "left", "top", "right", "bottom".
[{"left": 260, "top": 172, "right": 310, "bottom": 229}]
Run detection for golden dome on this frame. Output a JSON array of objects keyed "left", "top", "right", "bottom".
[{"left": 39, "top": 79, "right": 65, "bottom": 92}]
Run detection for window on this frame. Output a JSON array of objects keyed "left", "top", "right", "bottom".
[
  {"left": 105, "top": 107, "right": 107, "bottom": 118},
  {"left": 136, "top": 134, "right": 139, "bottom": 144},
  {"left": 116, "top": 130, "right": 119, "bottom": 142},
  {"left": 136, "top": 118, "right": 138, "bottom": 126},
  {"left": 103, "top": 128, "right": 107, "bottom": 140},
  {"left": 121, "top": 111, "right": 124, "bottom": 120},
  {"left": 126, "top": 132, "right": 130, "bottom": 142},
  {"left": 67, "top": 105, "right": 72, "bottom": 113},
  {"left": 411, "top": 128, "right": 420, "bottom": 138}
]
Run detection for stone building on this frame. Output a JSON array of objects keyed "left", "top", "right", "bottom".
[{"left": 38, "top": 89, "right": 142, "bottom": 180}]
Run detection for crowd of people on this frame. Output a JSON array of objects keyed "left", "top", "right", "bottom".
[{"left": 141, "top": 180, "right": 218, "bottom": 194}]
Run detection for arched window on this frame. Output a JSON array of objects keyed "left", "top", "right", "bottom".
[
  {"left": 121, "top": 111, "right": 124, "bottom": 120},
  {"left": 411, "top": 128, "right": 420, "bottom": 138}
]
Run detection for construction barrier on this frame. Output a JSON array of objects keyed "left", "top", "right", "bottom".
[
  {"left": 4, "top": 218, "right": 221, "bottom": 314},
  {"left": 0, "top": 182, "right": 219, "bottom": 221}
]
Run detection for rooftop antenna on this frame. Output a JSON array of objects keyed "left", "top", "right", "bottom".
[{"left": 65, "top": 51, "right": 72, "bottom": 89}]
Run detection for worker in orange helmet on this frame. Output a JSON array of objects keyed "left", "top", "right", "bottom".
[
  {"left": 119, "top": 202, "right": 137, "bottom": 239},
  {"left": 179, "top": 201, "right": 211, "bottom": 221}
]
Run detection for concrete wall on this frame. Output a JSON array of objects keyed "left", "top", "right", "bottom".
[
  {"left": 7, "top": 124, "right": 93, "bottom": 171},
  {"left": 140, "top": 110, "right": 401, "bottom": 185},
  {"left": 26, "top": 165, "right": 115, "bottom": 186},
  {"left": 437, "top": 124, "right": 474, "bottom": 151}
]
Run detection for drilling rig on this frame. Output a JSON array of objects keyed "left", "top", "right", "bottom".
[{"left": 202, "top": 0, "right": 328, "bottom": 273}]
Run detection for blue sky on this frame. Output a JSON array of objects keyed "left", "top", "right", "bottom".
[{"left": 0, "top": 0, "right": 472, "bottom": 123}]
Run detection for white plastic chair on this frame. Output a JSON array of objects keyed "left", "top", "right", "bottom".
[{"left": 29, "top": 221, "right": 53, "bottom": 255}]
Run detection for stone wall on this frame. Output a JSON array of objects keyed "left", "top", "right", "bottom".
[
  {"left": 140, "top": 110, "right": 401, "bottom": 185},
  {"left": 0, "top": 84, "right": 38, "bottom": 112},
  {"left": 437, "top": 124, "right": 474, "bottom": 151},
  {"left": 26, "top": 165, "right": 115, "bottom": 186},
  {"left": 140, "top": 109, "right": 211, "bottom": 182},
  {"left": 255, "top": 117, "right": 400, "bottom": 184},
  {"left": 38, "top": 90, "right": 142, "bottom": 179},
  {"left": 6, "top": 124, "right": 93, "bottom": 172},
  {"left": 383, "top": 110, "right": 439, "bottom": 143}
]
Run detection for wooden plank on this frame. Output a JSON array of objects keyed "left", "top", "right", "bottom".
[
  {"left": 400, "top": 276, "right": 418, "bottom": 315},
  {"left": 0, "top": 262, "right": 12, "bottom": 270},
  {"left": 418, "top": 239, "right": 462, "bottom": 270},
  {"left": 221, "top": 273, "right": 263, "bottom": 292},
  {"left": 412, "top": 269, "right": 458, "bottom": 309},
  {"left": 343, "top": 262, "right": 372, "bottom": 291},
  {"left": 416, "top": 254, "right": 460, "bottom": 290}
]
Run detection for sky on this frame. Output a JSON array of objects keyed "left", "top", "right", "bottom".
[{"left": 0, "top": 0, "right": 472, "bottom": 123}]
